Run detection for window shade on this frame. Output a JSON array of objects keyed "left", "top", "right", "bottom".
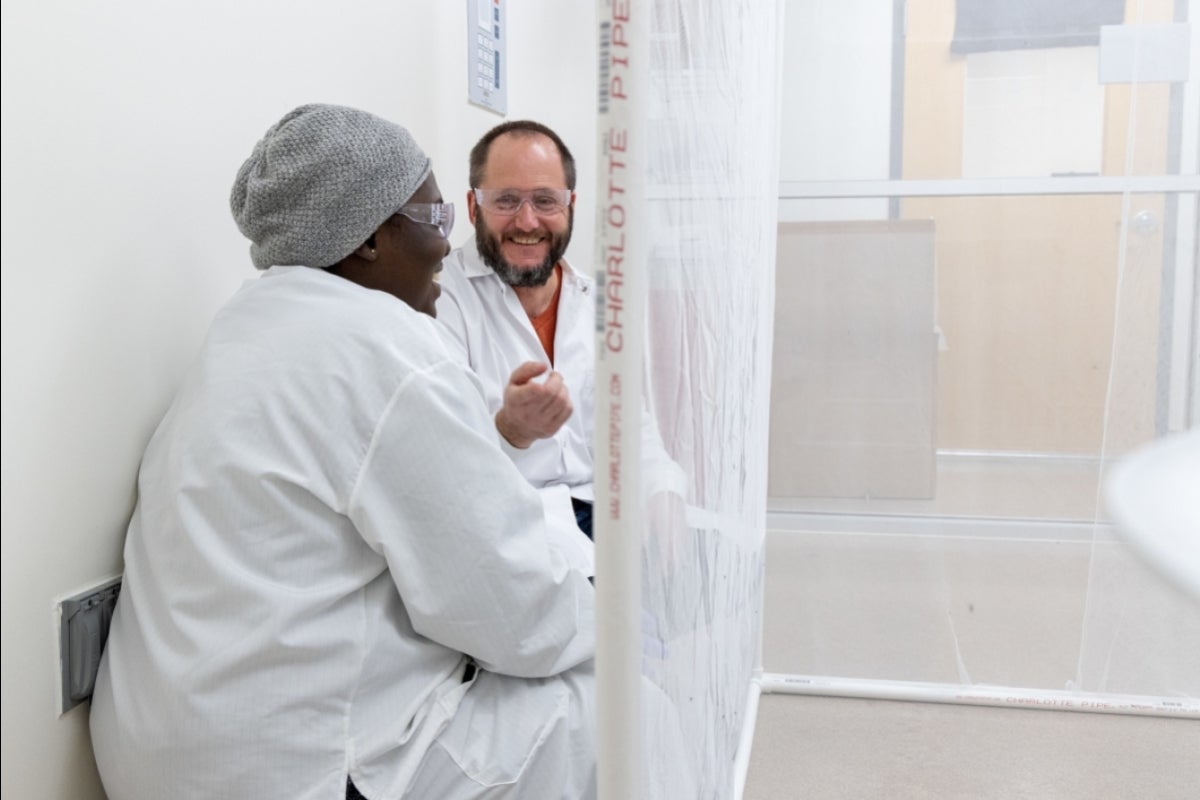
[{"left": 951, "top": 0, "right": 1125, "bottom": 54}]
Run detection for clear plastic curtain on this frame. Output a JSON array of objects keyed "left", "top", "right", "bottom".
[
  {"left": 593, "top": 1, "right": 780, "bottom": 798},
  {"left": 768, "top": 0, "right": 1198, "bottom": 711},
  {"left": 1077, "top": 185, "right": 1200, "bottom": 698}
]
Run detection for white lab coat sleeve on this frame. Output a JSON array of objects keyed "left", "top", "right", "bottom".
[
  {"left": 538, "top": 484, "right": 595, "bottom": 577},
  {"left": 347, "top": 358, "right": 595, "bottom": 678},
  {"left": 435, "top": 289, "right": 528, "bottom": 458}
]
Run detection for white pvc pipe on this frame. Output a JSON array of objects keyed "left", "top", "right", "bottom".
[
  {"left": 593, "top": 3, "right": 646, "bottom": 799},
  {"left": 731, "top": 670, "right": 1198, "bottom": 798},
  {"left": 731, "top": 3, "right": 785, "bottom": 795},
  {"left": 776, "top": 174, "right": 1200, "bottom": 200},
  {"left": 731, "top": 673, "right": 764, "bottom": 800},
  {"left": 760, "top": 673, "right": 1200, "bottom": 719},
  {"left": 1168, "top": 8, "right": 1200, "bottom": 431}
]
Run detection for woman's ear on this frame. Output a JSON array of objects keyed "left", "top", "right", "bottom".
[{"left": 355, "top": 235, "right": 378, "bottom": 262}]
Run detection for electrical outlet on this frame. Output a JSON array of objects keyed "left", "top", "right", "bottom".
[{"left": 58, "top": 576, "right": 122, "bottom": 714}]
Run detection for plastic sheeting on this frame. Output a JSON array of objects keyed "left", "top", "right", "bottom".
[
  {"left": 594, "top": 1, "right": 1196, "bottom": 797},
  {"left": 769, "top": 0, "right": 1199, "bottom": 715},
  {"left": 593, "top": 1, "right": 780, "bottom": 798}
]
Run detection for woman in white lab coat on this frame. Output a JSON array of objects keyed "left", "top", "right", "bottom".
[{"left": 89, "top": 104, "right": 598, "bottom": 800}]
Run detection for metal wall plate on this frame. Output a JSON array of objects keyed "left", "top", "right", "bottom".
[{"left": 58, "top": 576, "right": 122, "bottom": 714}]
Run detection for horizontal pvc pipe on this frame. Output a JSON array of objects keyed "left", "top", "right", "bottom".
[
  {"left": 760, "top": 673, "right": 1200, "bottom": 719},
  {"left": 764, "top": 510, "right": 1105, "bottom": 542},
  {"left": 776, "top": 174, "right": 1200, "bottom": 199}
]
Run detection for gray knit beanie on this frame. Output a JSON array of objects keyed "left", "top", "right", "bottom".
[{"left": 230, "top": 104, "right": 432, "bottom": 269}]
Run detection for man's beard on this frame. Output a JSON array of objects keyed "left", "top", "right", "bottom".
[{"left": 475, "top": 210, "right": 574, "bottom": 288}]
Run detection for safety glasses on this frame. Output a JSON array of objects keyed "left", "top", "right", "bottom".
[
  {"left": 472, "top": 188, "right": 572, "bottom": 217},
  {"left": 396, "top": 201, "right": 455, "bottom": 238}
]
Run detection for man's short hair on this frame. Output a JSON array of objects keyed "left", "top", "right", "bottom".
[{"left": 469, "top": 120, "right": 576, "bottom": 191}]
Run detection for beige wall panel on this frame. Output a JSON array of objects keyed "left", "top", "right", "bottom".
[
  {"left": 770, "top": 221, "right": 938, "bottom": 499},
  {"left": 898, "top": 0, "right": 1171, "bottom": 454},
  {"left": 908, "top": 195, "right": 1127, "bottom": 453}
]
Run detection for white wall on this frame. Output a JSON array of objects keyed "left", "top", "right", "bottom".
[
  {"left": 0, "top": 2, "right": 595, "bottom": 796},
  {"left": 778, "top": 0, "right": 894, "bottom": 220}
]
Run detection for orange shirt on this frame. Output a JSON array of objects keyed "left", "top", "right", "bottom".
[{"left": 530, "top": 264, "right": 563, "bottom": 364}]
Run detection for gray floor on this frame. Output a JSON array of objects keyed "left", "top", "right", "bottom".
[
  {"left": 744, "top": 452, "right": 1200, "bottom": 800},
  {"left": 743, "top": 693, "right": 1200, "bottom": 799}
]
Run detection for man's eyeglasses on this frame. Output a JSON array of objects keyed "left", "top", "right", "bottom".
[
  {"left": 473, "top": 188, "right": 572, "bottom": 217},
  {"left": 396, "top": 202, "right": 455, "bottom": 238}
]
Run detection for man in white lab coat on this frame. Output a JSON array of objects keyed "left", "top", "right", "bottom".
[
  {"left": 436, "top": 121, "right": 686, "bottom": 540},
  {"left": 89, "top": 104, "right": 598, "bottom": 800}
]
